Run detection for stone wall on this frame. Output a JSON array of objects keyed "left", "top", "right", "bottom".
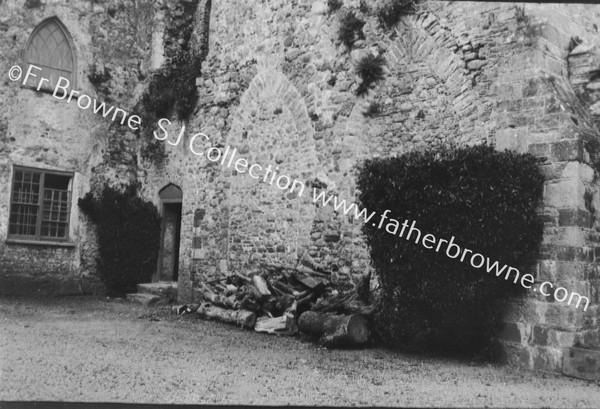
[
  {"left": 143, "top": 0, "right": 600, "bottom": 375},
  {"left": 1, "top": 0, "right": 599, "bottom": 377},
  {"left": 0, "top": 0, "right": 156, "bottom": 295}
]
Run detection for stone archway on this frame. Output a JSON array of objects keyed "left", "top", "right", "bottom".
[
  {"left": 225, "top": 69, "right": 318, "bottom": 271},
  {"left": 156, "top": 183, "right": 183, "bottom": 282}
]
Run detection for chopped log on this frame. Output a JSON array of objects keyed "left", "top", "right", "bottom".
[
  {"left": 300, "top": 257, "right": 333, "bottom": 276},
  {"left": 235, "top": 272, "right": 252, "bottom": 283},
  {"left": 294, "top": 274, "right": 326, "bottom": 293},
  {"left": 254, "top": 316, "right": 287, "bottom": 333},
  {"left": 298, "top": 311, "right": 369, "bottom": 347},
  {"left": 245, "top": 284, "right": 264, "bottom": 300},
  {"left": 200, "top": 282, "right": 217, "bottom": 294},
  {"left": 225, "top": 284, "right": 238, "bottom": 295},
  {"left": 295, "top": 264, "right": 330, "bottom": 278},
  {"left": 196, "top": 303, "right": 256, "bottom": 329},
  {"left": 254, "top": 313, "right": 297, "bottom": 335},
  {"left": 199, "top": 291, "right": 240, "bottom": 309},
  {"left": 270, "top": 286, "right": 285, "bottom": 297},
  {"left": 252, "top": 275, "right": 272, "bottom": 296},
  {"left": 205, "top": 277, "right": 228, "bottom": 285},
  {"left": 295, "top": 290, "right": 314, "bottom": 304},
  {"left": 269, "top": 279, "right": 294, "bottom": 295}
]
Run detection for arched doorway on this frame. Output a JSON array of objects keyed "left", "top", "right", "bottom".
[{"left": 156, "top": 184, "right": 183, "bottom": 282}]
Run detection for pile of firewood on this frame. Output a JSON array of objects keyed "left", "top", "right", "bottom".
[{"left": 189, "top": 262, "right": 373, "bottom": 347}]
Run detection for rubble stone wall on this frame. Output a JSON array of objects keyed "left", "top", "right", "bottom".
[
  {"left": 160, "top": 0, "right": 600, "bottom": 374},
  {"left": 1, "top": 0, "right": 599, "bottom": 376},
  {"left": 0, "top": 0, "right": 157, "bottom": 295}
]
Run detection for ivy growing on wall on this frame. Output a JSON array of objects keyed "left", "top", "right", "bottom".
[
  {"left": 137, "top": 0, "right": 202, "bottom": 164},
  {"left": 78, "top": 183, "right": 161, "bottom": 297},
  {"left": 376, "top": 0, "right": 417, "bottom": 28}
]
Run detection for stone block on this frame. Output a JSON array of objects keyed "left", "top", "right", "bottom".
[
  {"left": 532, "top": 346, "right": 563, "bottom": 373},
  {"left": 546, "top": 329, "right": 577, "bottom": 348},
  {"left": 543, "top": 227, "right": 587, "bottom": 248},
  {"left": 467, "top": 60, "right": 486, "bottom": 70},
  {"left": 563, "top": 347, "right": 600, "bottom": 381},
  {"left": 560, "top": 162, "right": 595, "bottom": 182},
  {"left": 529, "top": 140, "right": 584, "bottom": 162},
  {"left": 581, "top": 329, "right": 600, "bottom": 350},
  {"left": 555, "top": 261, "right": 587, "bottom": 282},
  {"left": 558, "top": 208, "right": 591, "bottom": 228},
  {"left": 539, "top": 163, "right": 567, "bottom": 181},
  {"left": 555, "top": 246, "right": 594, "bottom": 262},
  {"left": 552, "top": 140, "right": 584, "bottom": 162},
  {"left": 530, "top": 325, "right": 549, "bottom": 346},
  {"left": 499, "top": 342, "right": 532, "bottom": 368},
  {"left": 528, "top": 142, "right": 552, "bottom": 160},
  {"left": 495, "top": 127, "right": 529, "bottom": 153},
  {"left": 545, "top": 303, "right": 585, "bottom": 331},
  {"left": 544, "top": 179, "right": 586, "bottom": 210}
]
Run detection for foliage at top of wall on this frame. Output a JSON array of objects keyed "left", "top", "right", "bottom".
[
  {"left": 136, "top": 0, "right": 203, "bottom": 164},
  {"left": 376, "top": 0, "right": 417, "bottom": 28},
  {"left": 78, "top": 182, "right": 161, "bottom": 297},
  {"left": 357, "top": 144, "right": 544, "bottom": 358},
  {"left": 514, "top": 5, "right": 536, "bottom": 39}
]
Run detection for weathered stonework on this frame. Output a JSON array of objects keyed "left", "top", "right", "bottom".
[{"left": 1, "top": 0, "right": 600, "bottom": 377}]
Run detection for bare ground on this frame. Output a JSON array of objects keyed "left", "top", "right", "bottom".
[{"left": 0, "top": 296, "right": 599, "bottom": 407}]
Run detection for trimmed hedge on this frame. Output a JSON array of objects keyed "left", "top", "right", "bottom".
[
  {"left": 78, "top": 183, "right": 161, "bottom": 297},
  {"left": 357, "top": 145, "right": 544, "bottom": 357}
]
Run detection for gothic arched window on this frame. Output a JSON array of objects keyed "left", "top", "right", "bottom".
[{"left": 24, "top": 17, "right": 76, "bottom": 92}]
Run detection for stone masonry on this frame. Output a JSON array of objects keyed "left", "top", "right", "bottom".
[{"left": 1, "top": 0, "right": 599, "bottom": 377}]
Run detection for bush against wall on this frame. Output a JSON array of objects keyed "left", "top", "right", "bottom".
[
  {"left": 357, "top": 145, "right": 544, "bottom": 357},
  {"left": 78, "top": 183, "right": 161, "bottom": 296}
]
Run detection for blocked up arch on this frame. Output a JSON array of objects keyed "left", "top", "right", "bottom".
[{"left": 225, "top": 69, "right": 318, "bottom": 270}]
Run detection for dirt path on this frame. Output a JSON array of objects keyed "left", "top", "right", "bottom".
[{"left": 1, "top": 296, "right": 599, "bottom": 407}]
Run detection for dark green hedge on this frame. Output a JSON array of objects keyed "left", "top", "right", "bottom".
[
  {"left": 78, "top": 183, "right": 161, "bottom": 297},
  {"left": 357, "top": 145, "right": 544, "bottom": 357}
]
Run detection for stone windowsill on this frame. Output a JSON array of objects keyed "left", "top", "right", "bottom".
[{"left": 5, "top": 239, "right": 76, "bottom": 248}]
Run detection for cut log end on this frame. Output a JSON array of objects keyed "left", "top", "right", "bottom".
[
  {"left": 298, "top": 311, "right": 369, "bottom": 347},
  {"left": 347, "top": 314, "right": 369, "bottom": 344}
]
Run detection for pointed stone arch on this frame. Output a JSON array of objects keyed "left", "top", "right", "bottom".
[
  {"left": 159, "top": 183, "right": 183, "bottom": 202},
  {"left": 225, "top": 68, "right": 318, "bottom": 270},
  {"left": 156, "top": 183, "right": 183, "bottom": 282},
  {"left": 24, "top": 17, "right": 77, "bottom": 91}
]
